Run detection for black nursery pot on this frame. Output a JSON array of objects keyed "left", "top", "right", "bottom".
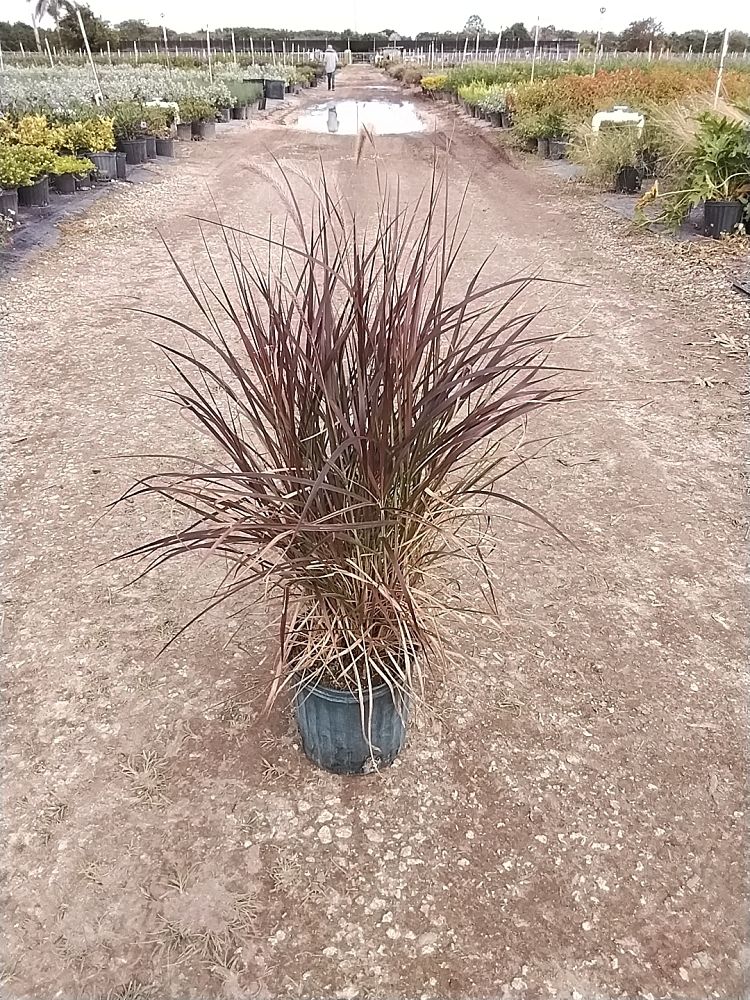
[
  {"left": 53, "top": 172, "right": 76, "bottom": 194},
  {"left": 115, "top": 151, "right": 128, "bottom": 179},
  {"left": 231, "top": 104, "right": 248, "bottom": 120},
  {"left": 0, "top": 187, "right": 19, "bottom": 219},
  {"left": 703, "top": 199, "right": 743, "bottom": 239},
  {"left": 118, "top": 138, "right": 148, "bottom": 164},
  {"left": 18, "top": 175, "right": 50, "bottom": 207},
  {"left": 90, "top": 151, "right": 118, "bottom": 180},
  {"left": 176, "top": 122, "right": 193, "bottom": 141},
  {"left": 155, "top": 137, "right": 175, "bottom": 157},
  {"left": 145, "top": 136, "right": 157, "bottom": 159},
  {"left": 295, "top": 681, "right": 409, "bottom": 775},
  {"left": 615, "top": 165, "right": 641, "bottom": 194}
]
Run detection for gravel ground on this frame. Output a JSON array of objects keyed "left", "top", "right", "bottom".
[{"left": 1, "top": 66, "right": 748, "bottom": 1000}]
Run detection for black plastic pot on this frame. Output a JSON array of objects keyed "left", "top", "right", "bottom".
[
  {"left": 90, "top": 151, "right": 117, "bottom": 180},
  {"left": 197, "top": 120, "right": 216, "bottom": 140},
  {"left": 176, "top": 122, "right": 193, "bottom": 141},
  {"left": 264, "top": 79, "right": 285, "bottom": 101},
  {"left": 500, "top": 111, "right": 511, "bottom": 128},
  {"left": 703, "top": 199, "right": 743, "bottom": 239},
  {"left": 155, "top": 137, "right": 175, "bottom": 157},
  {"left": 231, "top": 104, "right": 248, "bottom": 120},
  {"left": 548, "top": 138, "right": 567, "bottom": 160},
  {"left": 53, "top": 172, "right": 76, "bottom": 194},
  {"left": 18, "top": 175, "right": 50, "bottom": 207},
  {"left": 219, "top": 107, "right": 231, "bottom": 123},
  {"left": 295, "top": 681, "right": 408, "bottom": 774},
  {"left": 116, "top": 151, "right": 128, "bottom": 180},
  {"left": 145, "top": 136, "right": 157, "bottom": 159},
  {"left": 537, "top": 137, "right": 550, "bottom": 158},
  {"left": 489, "top": 111, "right": 503, "bottom": 127},
  {"left": 0, "top": 187, "right": 19, "bottom": 219},
  {"left": 257, "top": 97, "right": 267, "bottom": 111},
  {"left": 118, "top": 138, "right": 148, "bottom": 164},
  {"left": 615, "top": 165, "right": 641, "bottom": 194}
]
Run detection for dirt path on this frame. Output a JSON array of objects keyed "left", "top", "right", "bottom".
[{"left": 1, "top": 66, "right": 747, "bottom": 1000}]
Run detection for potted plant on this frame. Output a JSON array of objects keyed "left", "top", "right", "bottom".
[
  {"left": 60, "top": 116, "right": 117, "bottom": 180},
  {"left": 143, "top": 107, "right": 171, "bottom": 159},
  {"left": 50, "top": 154, "right": 94, "bottom": 194},
  {"left": 115, "top": 167, "right": 574, "bottom": 775},
  {"left": 659, "top": 113, "right": 750, "bottom": 238},
  {"left": 112, "top": 102, "right": 149, "bottom": 165},
  {"left": 178, "top": 97, "right": 214, "bottom": 140},
  {"left": 0, "top": 148, "right": 27, "bottom": 221},
  {"left": 9, "top": 145, "right": 55, "bottom": 207}
]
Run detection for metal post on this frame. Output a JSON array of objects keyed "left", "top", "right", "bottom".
[
  {"left": 530, "top": 18, "right": 540, "bottom": 82},
  {"left": 282, "top": 39, "right": 286, "bottom": 62},
  {"left": 134, "top": 39, "right": 138, "bottom": 63},
  {"left": 475, "top": 31, "right": 480, "bottom": 60},
  {"left": 45, "top": 36, "right": 54, "bottom": 66},
  {"left": 462, "top": 36, "right": 468, "bottom": 64},
  {"left": 648, "top": 39, "right": 653, "bottom": 61},
  {"left": 271, "top": 39, "right": 275, "bottom": 62},
  {"left": 0, "top": 42, "right": 4, "bottom": 71},
  {"left": 714, "top": 27, "right": 730, "bottom": 106},
  {"left": 106, "top": 38, "right": 111, "bottom": 64},
  {"left": 206, "top": 27, "right": 213, "bottom": 81},
  {"left": 231, "top": 29, "right": 237, "bottom": 64},
  {"left": 702, "top": 31, "right": 708, "bottom": 57},
  {"left": 250, "top": 36, "right": 254, "bottom": 62}
]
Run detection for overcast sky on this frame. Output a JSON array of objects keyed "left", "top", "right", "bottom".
[{"left": 3, "top": 0, "right": 748, "bottom": 35}]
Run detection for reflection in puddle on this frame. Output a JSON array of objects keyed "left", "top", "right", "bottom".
[{"left": 295, "top": 100, "right": 427, "bottom": 135}]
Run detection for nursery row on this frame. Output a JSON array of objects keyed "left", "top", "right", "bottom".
[
  {"left": 408, "top": 62, "right": 750, "bottom": 238},
  {"left": 0, "top": 61, "right": 322, "bottom": 114}
]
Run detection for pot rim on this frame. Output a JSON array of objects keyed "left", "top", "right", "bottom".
[{"left": 296, "top": 678, "right": 402, "bottom": 704}]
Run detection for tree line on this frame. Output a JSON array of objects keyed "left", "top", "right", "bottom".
[{"left": 0, "top": 11, "right": 748, "bottom": 55}]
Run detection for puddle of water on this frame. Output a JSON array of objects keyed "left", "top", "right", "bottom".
[{"left": 295, "top": 100, "right": 427, "bottom": 135}]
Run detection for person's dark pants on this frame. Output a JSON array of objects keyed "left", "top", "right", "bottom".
[{"left": 327, "top": 72, "right": 335, "bottom": 91}]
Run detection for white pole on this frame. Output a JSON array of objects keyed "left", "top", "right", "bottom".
[
  {"left": 106, "top": 38, "right": 112, "bottom": 64},
  {"left": 441, "top": 42, "right": 444, "bottom": 66},
  {"left": 702, "top": 31, "right": 708, "bottom": 57},
  {"left": 475, "top": 31, "right": 480, "bottom": 60},
  {"left": 134, "top": 39, "right": 138, "bottom": 63},
  {"left": 250, "top": 36, "right": 254, "bottom": 61},
  {"left": 494, "top": 32, "right": 501, "bottom": 64},
  {"left": 20, "top": 42, "right": 26, "bottom": 57},
  {"left": 462, "top": 36, "right": 468, "bottom": 64},
  {"left": 77, "top": 7, "right": 104, "bottom": 103},
  {"left": 530, "top": 18, "right": 540, "bottom": 82},
  {"left": 161, "top": 22, "right": 170, "bottom": 70},
  {"left": 271, "top": 39, "right": 275, "bottom": 61},
  {"left": 714, "top": 27, "right": 730, "bottom": 106},
  {"left": 206, "top": 27, "right": 213, "bottom": 81},
  {"left": 231, "top": 29, "right": 237, "bottom": 64},
  {"left": 153, "top": 41, "right": 158, "bottom": 57},
  {"left": 282, "top": 39, "right": 286, "bottom": 62},
  {"left": 592, "top": 7, "right": 606, "bottom": 76},
  {"left": 0, "top": 42, "right": 4, "bottom": 71}
]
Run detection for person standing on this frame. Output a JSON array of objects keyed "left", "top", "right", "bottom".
[{"left": 324, "top": 45, "right": 338, "bottom": 91}]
